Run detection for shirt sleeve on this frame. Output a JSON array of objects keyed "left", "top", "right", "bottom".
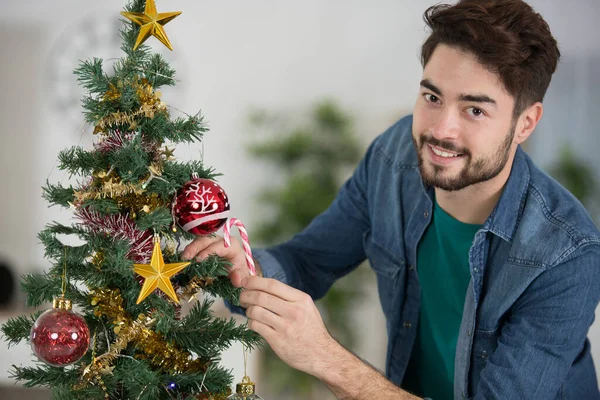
[
  {"left": 473, "top": 246, "right": 600, "bottom": 399},
  {"left": 256, "top": 137, "right": 375, "bottom": 300},
  {"left": 225, "top": 136, "right": 377, "bottom": 316}
]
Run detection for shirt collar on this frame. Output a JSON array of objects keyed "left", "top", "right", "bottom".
[{"left": 483, "top": 146, "right": 530, "bottom": 242}]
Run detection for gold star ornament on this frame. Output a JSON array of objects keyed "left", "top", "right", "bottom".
[
  {"left": 133, "top": 235, "right": 190, "bottom": 304},
  {"left": 120, "top": 0, "right": 182, "bottom": 51}
]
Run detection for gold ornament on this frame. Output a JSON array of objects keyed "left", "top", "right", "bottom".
[
  {"left": 227, "top": 347, "right": 263, "bottom": 399},
  {"left": 162, "top": 145, "right": 175, "bottom": 160},
  {"left": 180, "top": 276, "right": 216, "bottom": 302},
  {"left": 236, "top": 375, "right": 257, "bottom": 396},
  {"left": 121, "top": 0, "right": 182, "bottom": 51},
  {"left": 134, "top": 235, "right": 190, "bottom": 304}
]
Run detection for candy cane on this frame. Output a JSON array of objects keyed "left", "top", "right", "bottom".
[{"left": 223, "top": 218, "right": 256, "bottom": 276}]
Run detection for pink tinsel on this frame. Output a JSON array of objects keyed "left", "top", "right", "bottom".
[
  {"left": 93, "top": 130, "right": 156, "bottom": 155},
  {"left": 75, "top": 208, "right": 153, "bottom": 263}
]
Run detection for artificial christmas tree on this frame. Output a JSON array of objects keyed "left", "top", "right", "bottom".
[{"left": 1, "top": 1, "right": 261, "bottom": 398}]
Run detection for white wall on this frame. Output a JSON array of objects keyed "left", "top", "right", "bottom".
[{"left": 0, "top": 0, "right": 598, "bottom": 395}]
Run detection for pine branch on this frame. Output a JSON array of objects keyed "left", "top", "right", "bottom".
[
  {"left": 108, "top": 138, "right": 152, "bottom": 182},
  {"left": 168, "top": 365, "right": 234, "bottom": 396},
  {"left": 175, "top": 256, "right": 244, "bottom": 305},
  {"left": 21, "top": 273, "right": 88, "bottom": 308},
  {"left": 44, "top": 221, "right": 89, "bottom": 238},
  {"left": 43, "top": 181, "right": 75, "bottom": 207},
  {"left": 38, "top": 227, "right": 90, "bottom": 261},
  {"left": 81, "top": 198, "right": 121, "bottom": 215},
  {"left": 146, "top": 54, "right": 177, "bottom": 88},
  {"left": 113, "top": 357, "right": 166, "bottom": 400},
  {"left": 58, "top": 146, "right": 104, "bottom": 176},
  {"left": 21, "top": 273, "right": 61, "bottom": 307},
  {"left": 1, "top": 311, "right": 43, "bottom": 346},
  {"left": 10, "top": 365, "right": 80, "bottom": 388},
  {"left": 50, "top": 385, "right": 81, "bottom": 400},
  {"left": 167, "top": 302, "right": 262, "bottom": 358},
  {"left": 74, "top": 58, "right": 110, "bottom": 96},
  {"left": 148, "top": 161, "right": 218, "bottom": 200},
  {"left": 81, "top": 95, "right": 111, "bottom": 126},
  {"left": 81, "top": 236, "right": 138, "bottom": 286},
  {"left": 135, "top": 207, "right": 173, "bottom": 232},
  {"left": 170, "top": 114, "right": 208, "bottom": 143}
]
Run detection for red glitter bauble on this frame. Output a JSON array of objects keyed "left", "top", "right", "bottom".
[
  {"left": 29, "top": 301, "right": 90, "bottom": 367},
  {"left": 172, "top": 178, "right": 230, "bottom": 235}
]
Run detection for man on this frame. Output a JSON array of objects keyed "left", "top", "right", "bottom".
[{"left": 183, "top": 0, "right": 600, "bottom": 398}]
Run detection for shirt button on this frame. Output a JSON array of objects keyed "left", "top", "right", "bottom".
[
  {"left": 467, "top": 329, "right": 472, "bottom": 336},
  {"left": 408, "top": 265, "right": 415, "bottom": 271},
  {"left": 424, "top": 211, "right": 429, "bottom": 218},
  {"left": 473, "top": 267, "right": 479, "bottom": 273},
  {"left": 481, "top": 351, "right": 488, "bottom": 359},
  {"left": 403, "top": 322, "right": 412, "bottom": 328}
]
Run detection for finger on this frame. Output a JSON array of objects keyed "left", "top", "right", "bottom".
[
  {"left": 194, "top": 240, "right": 235, "bottom": 262},
  {"left": 242, "top": 276, "right": 306, "bottom": 302},
  {"left": 247, "top": 318, "right": 276, "bottom": 341},
  {"left": 181, "top": 235, "right": 222, "bottom": 260},
  {"left": 246, "top": 305, "right": 284, "bottom": 331},
  {"left": 240, "top": 289, "right": 290, "bottom": 316},
  {"left": 229, "top": 268, "right": 250, "bottom": 288}
]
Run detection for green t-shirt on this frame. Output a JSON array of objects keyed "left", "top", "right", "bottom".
[{"left": 403, "top": 200, "right": 482, "bottom": 399}]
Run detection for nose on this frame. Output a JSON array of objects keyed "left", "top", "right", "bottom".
[{"left": 431, "top": 108, "right": 460, "bottom": 141}]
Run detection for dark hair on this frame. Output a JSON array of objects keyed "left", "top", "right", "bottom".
[{"left": 421, "top": 0, "right": 560, "bottom": 117}]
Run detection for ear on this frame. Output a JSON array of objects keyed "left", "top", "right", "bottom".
[{"left": 514, "top": 102, "right": 543, "bottom": 145}]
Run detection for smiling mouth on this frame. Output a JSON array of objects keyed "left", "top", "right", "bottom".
[{"left": 428, "top": 144, "right": 463, "bottom": 158}]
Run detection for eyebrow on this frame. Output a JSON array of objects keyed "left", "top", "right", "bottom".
[{"left": 420, "top": 79, "right": 497, "bottom": 105}]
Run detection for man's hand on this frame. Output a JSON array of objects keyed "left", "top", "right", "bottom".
[
  {"left": 182, "top": 235, "right": 260, "bottom": 287},
  {"left": 239, "top": 276, "right": 337, "bottom": 377},
  {"left": 240, "top": 276, "right": 420, "bottom": 399}
]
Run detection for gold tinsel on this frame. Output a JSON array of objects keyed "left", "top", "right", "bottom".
[
  {"left": 73, "top": 169, "right": 167, "bottom": 215},
  {"left": 91, "top": 251, "right": 105, "bottom": 270},
  {"left": 180, "top": 277, "right": 217, "bottom": 302},
  {"left": 94, "top": 78, "right": 167, "bottom": 135},
  {"left": 103, "top": 83, "right": 121, "bottom": 102},
  {"left": 82, "top": 288, "right": 209, "bottom": 390}
]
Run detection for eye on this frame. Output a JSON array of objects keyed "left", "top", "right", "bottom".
[
  {"left": 466, "top": 107, "right": 485, "bottom": 117},
  {"left": 424, "top": 93, "right": 440, "bottom": 104}
]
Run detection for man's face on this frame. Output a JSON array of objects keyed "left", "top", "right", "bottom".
[{"left": 412, "top": 44, "right": 518, "bottom": 192}]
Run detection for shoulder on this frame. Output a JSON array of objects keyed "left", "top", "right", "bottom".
[
  {"left": 368, "top": 114, "right": 418, "bottom": 170},
  {"left": 514, "top": 154, "right": 600, "bottom": 268}
]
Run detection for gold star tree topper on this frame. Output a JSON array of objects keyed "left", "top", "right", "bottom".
[
  {"left": 134, "top": 235, "right": 190, "bottom": 304},
  {"left": 121, "top": 0, "right": 182, "bottom": 51}
]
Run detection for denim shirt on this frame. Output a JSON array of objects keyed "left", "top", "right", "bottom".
[{"left": 248, "top": 115, "right": 600, "bottom": 399}]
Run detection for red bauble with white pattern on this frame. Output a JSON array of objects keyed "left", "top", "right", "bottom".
[{"left": 172, "top": 178, "right": 230, "bottom": 235}]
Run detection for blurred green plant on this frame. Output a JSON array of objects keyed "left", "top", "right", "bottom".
[
  {"left": 548, "top": 144, "right": 599, "bottom": 221},
  {"left": 246, "top": 99, "right": 371, "bottom": 399}
]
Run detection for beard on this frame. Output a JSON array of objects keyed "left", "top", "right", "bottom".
[{"left": 412, "top": 123, "right": 516, "bottom": 192}]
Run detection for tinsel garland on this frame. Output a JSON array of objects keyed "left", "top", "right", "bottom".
[
  {"left": 73, "top": 170, "right": 168, "bottom": 217},
  {"left": 77, "top": 288, "right": 210, "bottom": 393},
  {"left": 93, "top": 130, "right": 156, "bottom": 155},
  {"left": 94, "top": 78, "right": 167, "bottom": 135},
  {"left": 75, "top": 208, "right": 153, "bottom": 263}
]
